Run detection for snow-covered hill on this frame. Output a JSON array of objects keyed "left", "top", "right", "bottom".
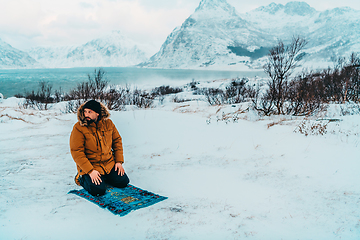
[
  {"left": 141, "top": 0, "right": 360, "bottom": 70},
  {"left": 28, "top": 31, "right": 151, "bottom": 68},
  {"left": 1, "top": 79, "right": 360, "bottom": 239},
  {"left": 0, "top": 39, "right": 41, "bottom": 69}
]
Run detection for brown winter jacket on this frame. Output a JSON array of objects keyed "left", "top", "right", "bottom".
[{"left": 70, "top": 102, "right": 124, "bottom": 184}]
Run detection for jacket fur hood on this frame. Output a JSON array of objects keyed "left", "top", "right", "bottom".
[{"left": 77, "top": 101, "right": 110, "bottom": 126}]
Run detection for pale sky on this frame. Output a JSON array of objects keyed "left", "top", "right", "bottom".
[{"left": 1, "top": 0, "right": 359, "bottom": 51}]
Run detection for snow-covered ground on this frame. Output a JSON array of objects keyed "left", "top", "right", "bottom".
[{"left": 1, "top": 80, "right": 360, "bottom": 239}]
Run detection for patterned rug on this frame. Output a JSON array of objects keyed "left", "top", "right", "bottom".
[{"left": 69, "top": 184, "right": 167, "bottom": 216}]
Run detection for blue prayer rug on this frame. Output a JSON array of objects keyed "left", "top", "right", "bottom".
[{"left": 69, "top": 184, "right": 167, "bottom": 216}]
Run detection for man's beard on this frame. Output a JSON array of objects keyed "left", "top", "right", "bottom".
[{"left": 86, "top": 117, "right": 95, "bottom": 124}]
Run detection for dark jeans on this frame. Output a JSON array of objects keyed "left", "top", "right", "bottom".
[{"left": 79, "top": 167, "right": 130, "bottom": 196}]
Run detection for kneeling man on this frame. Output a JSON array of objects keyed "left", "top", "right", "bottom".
[{"left": 70, "top": 100, "right": 129, "bottom": 196}]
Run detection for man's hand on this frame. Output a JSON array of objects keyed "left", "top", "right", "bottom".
[
  {"left": 89, "top": 170, "right": 102, "bottom": 185},
  {"left": 115, "top": 162, "right": 125, "bottom": 176}
]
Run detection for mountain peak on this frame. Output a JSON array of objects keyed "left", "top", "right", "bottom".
[
  {"left": 195, "top": 0, "right": 237, "bottom": 15},
  {"left": 255, "top": 1, "right": 316, "bottom": 16},
  {"left": 284, "top": 2, "right": 316, "bottom": 16},
  {"left": 254, "top": 2, "right": 284, "bottom": 14}
]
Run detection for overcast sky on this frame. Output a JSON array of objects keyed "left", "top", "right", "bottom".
[{"left": 1, "top": 0, "right": 359, "bottom": 51}]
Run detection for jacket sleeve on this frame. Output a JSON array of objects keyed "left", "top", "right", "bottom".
[
  {"left": 111, "top": 120, "right": 125, "bottom": 164},
  {"left": 70, "top": 125, "right": 94, "bottom": 174}
]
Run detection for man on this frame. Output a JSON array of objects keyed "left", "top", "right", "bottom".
[{"left": 70, "top": 100, "right": 129, "bottom": 196}]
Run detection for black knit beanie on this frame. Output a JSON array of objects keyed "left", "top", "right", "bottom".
[{"left": 83, "top": 100, "right": 101, "bottom": 115}]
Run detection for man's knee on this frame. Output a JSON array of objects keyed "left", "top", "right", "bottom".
[
  {"left": 80, "top": 174, "right": 107, "bottom": 196},
  {"left": 88, "top": 184, "right": 107, "bottom": 196},
  {"left": 110, "top": 173, "right": 130, "bottom": 188}
]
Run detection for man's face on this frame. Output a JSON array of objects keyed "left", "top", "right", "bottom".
[{"left": 84, "top": 108, "right": 99, "bottom": 122}]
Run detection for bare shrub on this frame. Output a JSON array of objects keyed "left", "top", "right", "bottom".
[
  {"left": 225, "top": 78, "right": 249, "bottom": 104},
  {"left": 172, "top": 96, "right": 189, "bottom": 103},
  {"left": 206, "top": 107, "right": 249, "bottom": 124},
  {"left": 65, "top": 68, "right": 108, "bottom": 102},
  {"left": 294, "top": 119, "right": 329, "bottom": 136},
  {"left": 254, "top": 45, "right": 360, "bottom": 116},
  {"left": 188, "top": 79, "right": 199, "bottom": 91},
  {"left": 90, "top": 68, "right": 108, "bottom": 101},
  {"left": 20, "top": 81, "right": 55, "bottom": 110},
  {"left": 310, "top": 54, "right": 360, "bottom": 104},
  {"left": 202, "top": 88, "right": 225, "bottom": 105},
  {"left": 64, "top": 100, "right": 79, "bottom": 113},
  {"left": 151, "top": 85, "right": 183, "bottom": 105},
  {"left": 285, "top": 71, "right": 324, "bottom": 116},
  {"left": 201, "top": 78, "right": 255, "bottom": 106},
  {"left": 152, "top": 85, "right": 183, "bottom": 97},
  {"left": 216, "top": 108, "right": 249, "bottom": 124},
  {"left": 333, "top": 53, "right": 360, "bottom": 103},
  {"left": 103, "top": 87, "right": 128, "bottom": 111},
  {"left": 65, "top": 81, "right": 93, "bottom": 102},
  {"left": 63, "top": 69, "right": 154, "bottom": 111},
  {"left": 340, "top": 102, "right": 360, "bottom": 116},
  {"left": 259, "top": 36, "right": 307, "bottom": 115},
  {"left": 345, "top": 53, "right": 360, "bottom": 102},
  {"left": 54, "top": 87, "right": 65, "bottom": 103},
  {"left": 131, "top": 89, "right": 153, "bottom": 108},
  {"left": 252, "top": 87, "right": 276, "bottom": 116}
]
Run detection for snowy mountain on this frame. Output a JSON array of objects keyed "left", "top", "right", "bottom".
[
  {"left": 0, "top": 39, "right": 41, "bottom": 69},
  {"left": 244, "top": 2, "right": 360, "bottom": 68},
  {"left": 141, "top": 0, "right": 360, "bottom": 70},
  {"left": 243, "top": 2, "right": 318, "bottom": 38},
  {"left": 28, "top": 31, "right": 151, "bottom": 68},
  {"left": 140, "top": 0, "right": 276, "bottom": 70},
  {"left": 2, "top": 1, "right": 360, "bottom": 70},
  {"left": 305, "top": 7, "right": 360, "bottom": 63}
]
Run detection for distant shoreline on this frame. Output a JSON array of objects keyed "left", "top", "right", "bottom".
[{"left": 0, "top": 67, "right": 266, "bottom": 98}]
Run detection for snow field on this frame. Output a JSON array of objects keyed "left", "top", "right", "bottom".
[{"left": 0, "top": 93, "right": 360, "bottom": 239}]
